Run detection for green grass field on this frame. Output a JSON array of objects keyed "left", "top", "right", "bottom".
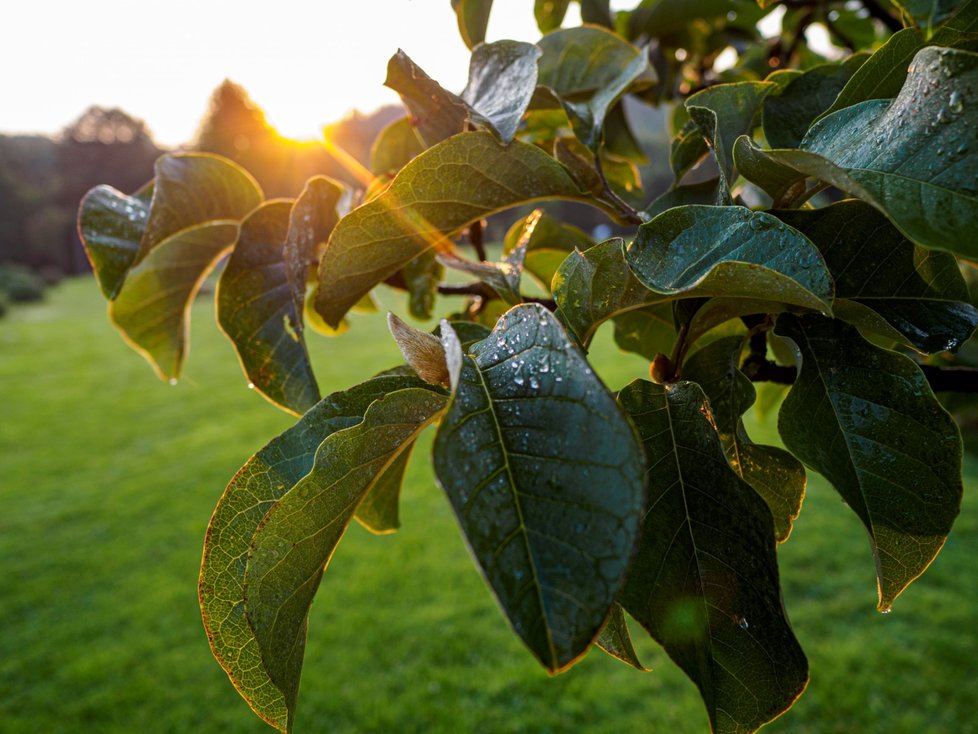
[{"left": 1, "top": 278, "right": 975, "bottom": 733}]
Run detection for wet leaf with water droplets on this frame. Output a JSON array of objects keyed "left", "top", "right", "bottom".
[
  {"left": 774, "top": 200, "right": 978, "bottom": 353},
  {"left": 432, "top": 304, "right": 646, "bottom": 672},
  {"left": 617, "top": 379, "right": 808, "bottom": 734},
  {"left": 218, "top": 201, "right": 321, "bottom": 415},
  {"left": 625, "top": 205, "right": 835, "bottom": 313},
  {"left": 78, "top": 183, "right": 152, "bottom": 298},
  {"left": 775, "top": 314, "right": 963, "bottom": 610}
]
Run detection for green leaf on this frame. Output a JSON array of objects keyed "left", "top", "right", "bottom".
[
  {"left": 894, "top": 0, "right": 966, "bottom": 31},
  {"left": 625, "top": 205, "right": 835, "bottom": 313},
  {"left": 432, "top": 305, "right": 646, "bottom": 671},
  {"left": 283, "top": 176, "right": 344, "bottom": 339},
  {"left": 355, "top": 440, "right": 416, "bottom": 534},
  {"left": 774, "top": 200, "right": 978, "bottom": 353},
  {"left": 402, "top": 249, "right": 444, "bottom": 320},
  {"left": 78, "top": 184, "right": 151, "bottom": 298},
  {"left": 612, "top": 304, "right": 677, "bottom": 361},
  {"left": 553, "top": 238, "right": 667, "bottom": 347},
  {"left": 555, "top": 137, "right": 644, "bottom": 207},
  {"left": 534, "top": 0, "right": 571, "bottom": 32},
  {"left": 670, "top": 118, "right": 710, "bottom": 183},
  {"left": 109, "top": 222, "right": 237, "bottom": 381},
  {"left": 537, "top": 26, "right": 653, "bottom": 150},
  {"left": 646, "top": 178, "right": 721, "bottom": 218},
  {"left": 796, "top": 47, "right": 978, "bottom": 255},
  {"left": 630, "top": 0, "right": 761, "bottom": 39},
  {"left": 315, "top": 131, "right": 586, "bottom": 328},
  {"left": 617, "top": 379, "right": 808, "bottom": 734},
  {"left": 243, "top": 386, "right": 449, "bottom": 731},
  {"left": 683, "top": 337, "right": 806, "bottom": 542},
  {"left": 762, "top": 57, "right": 868, "bottom": 149},
  {"left": 138, "top": 153, "right": 262, "bottom": 264},
  {"left": 385, "top": 50, "right": 470, "bottom": 147},
  {"left": 819, "top": 29, "right": 925, "bottom": 122},
  {"left": 370, "top": 117, "right": 424, "bottom": 176},
  {"left": 685, "top": 82, "right": 775, "bottom": 199},
  {"left": 217, "top": 200, "right": 320, "bottom": 415},
  {"left": 580, "top": 0, "right": 615, "bottom": 27},
  {"left": 199, "top": 370, "right": 435, "bottom": 731},
  {"left": 503, "top": 210, "right": 592, "bottom": 289},
  {"left": 452, "top": 0, "right": 493, "bottom": 48},
  {"left": 462, "top": 40, "right": 541, "bottom": 143},
  {"left": 596, "top": 603, "right": 649, "bottom": 671},
  {"left": 775, "top": 314, "right": 963, "bottom": 610}
]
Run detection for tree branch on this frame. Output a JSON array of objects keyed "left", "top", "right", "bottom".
[{"left": 467, "top": 220, "right": 487, "bottom": 262}]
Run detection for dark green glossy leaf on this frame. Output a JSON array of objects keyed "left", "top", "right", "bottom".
[
  {"left": 218, "top": 201, "right": 320, "bottom": 415},
  {"left": 199, "top": 371, "right": 435, "bottom": 731},
  {"left": 580, "top": 0, "right": 615, "bottom": 27},
  {"left": 646, "top": 178, "right": 722, "bottom": 218},
  {"left": 685, "top": 82, "right": 774, "bottom": 199},
  {"left": 596, "top": 603, "right": 649, "bottom": 671},
  {"left": 617, "top": 379, "right": 808, "bottom": 734},
  {"left": 775, "top": 314, "right": 963, "bottom": 610},
  {"left": 452, "top": 0, "right": 493, "bottom": 48},
  {"left": 355, "top": 440, "right": 416, "bottom": 534},
  {"left": 629, "top": 0, "right": 760, "bottom": 39},
  {"left": 775, "top": 200, "right": 978, "bottom": 353},
  {"left": 817, "top": 28, "right": 925, "bottom": 121},
  {"left": 613, "top": 304, "right": 677, "bottom": 361},
  {"left": 670, "top": 118, "right": 710, "bottom": 183},
  {"left": 553, "top": 238, "right": 666, "bottom": 346},
  {"left": 283, "top": 177, "right": 344, "bottom": 337},
  {"left": 370, "top": 117, "right": 424, "bottom": 176},
  {"left": 625, "top": 205, "right": 834, "bottom": 313},
  {"left": 762, "top": 56, "right": 868, "bottom": 149},
  {"left": 432, "top": 305, "right": 646, "bottom": 671},
  {"left": 462, "top": 41, "right": 542, "bottom": 143},
  {"left": 138, "top": 153, "right": 262, "bottom": 263},
  {"left": 78, "top": 184, "right": 150, "bottom": 298},
  {"left": 244, "top": 387, "right": 448, "bottom": 731},
  {"left": 683, "top": 337, "right": 806, "bottom": 542},
  {"left": 731, "top": 138, "right": 815, "bottom": 206},
  {"left": 110, "top": 222, "right": 237, "bottom": 381},
  {"left": 894, "top": 0, "right": 966, "bottom": 32},
  {"left": 384, "top": 50, "right": 469, "bottom": 147},
  {"left": 315, "top": 131, "right": 586, "bottom": 328},
  {"left": 537, "top": 26, "right": 652, "bottom": 150},
  {"left": 797, "top": 47, "right": 978, "bottom": 255},
  {"left": 534, "top": 0, "right": 571, "bottom": 32}
]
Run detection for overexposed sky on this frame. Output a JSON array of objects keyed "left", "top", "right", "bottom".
[{"left": 1, "top": 1, "right": 585, "bottom": 146}]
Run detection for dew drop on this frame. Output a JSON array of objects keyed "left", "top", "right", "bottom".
[
  {"left": 168, "top": 377, "right": 178, "bottom": 386},
  {"left": 247, "top": 382, "right": 255, "bottom": 390},
  {"left": 950, "top": 90, "right": 964, "bottom": 113}
]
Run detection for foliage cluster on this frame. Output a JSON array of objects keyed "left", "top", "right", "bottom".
[{"left": 78, "top": 1, "right": 978, "bottom": 732}]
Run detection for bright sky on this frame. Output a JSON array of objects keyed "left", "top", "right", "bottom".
[{"left": 1, "top": 1, "right": 583, "bottom": 146}]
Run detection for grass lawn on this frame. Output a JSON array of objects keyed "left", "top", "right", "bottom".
[{"left": 1, "top": 277, "right": 975, "bottom": 733}]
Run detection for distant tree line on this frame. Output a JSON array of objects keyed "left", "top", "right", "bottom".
[{"left": 0, "top": 79, "right": 670, "bottom": 282}]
